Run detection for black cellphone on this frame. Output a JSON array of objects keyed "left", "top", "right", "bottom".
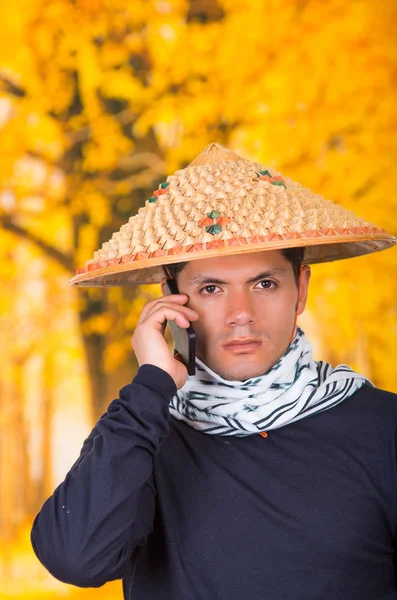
[{"left": 164, "top": 278, "right": 196, "bottom": 376}]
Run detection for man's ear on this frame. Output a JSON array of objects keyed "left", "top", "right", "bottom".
[
  {"left": 297, "top": 265, "right": 311, "bottom": 316},
  {"left": 160, "top": 278, "right": 167, "bottom": 296}
]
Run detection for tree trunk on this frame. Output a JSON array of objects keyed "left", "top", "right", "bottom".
[{"left": 82, "top": 328, "right": 109, "bottom": 418}]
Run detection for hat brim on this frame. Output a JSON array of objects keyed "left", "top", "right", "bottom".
[{"left": 70, "top": 231, "right": 395, "bottom": 287}]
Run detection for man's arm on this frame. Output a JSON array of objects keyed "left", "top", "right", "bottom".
[
  {"left": 31, "top": 289, "right": 198, "bottom": 588},
  {"left": 31, "top": 364, "right": 176, "bottom": 588}
]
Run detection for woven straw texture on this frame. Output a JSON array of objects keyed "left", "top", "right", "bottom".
[{"left": 70, "top": 143, "right": 395, "bottom": 287}]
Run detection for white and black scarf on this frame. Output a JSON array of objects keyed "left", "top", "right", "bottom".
[{"left": 169, "top": 327, "right": 370, "bottom": 437}]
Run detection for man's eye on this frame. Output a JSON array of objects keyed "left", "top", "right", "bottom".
[
  {"left": 200, "top": 285, "right": 219, "bottom": 295},
  {"left": 257, "top": 280, "right": 276, "bottom": 290}
]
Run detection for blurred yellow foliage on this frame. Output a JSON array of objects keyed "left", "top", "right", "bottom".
[
  {"left": 1, "top": 0, "right": 395, "bottom": 388},
  {"left": 0, "top": 0, "right": 396, "bottom": 597}
]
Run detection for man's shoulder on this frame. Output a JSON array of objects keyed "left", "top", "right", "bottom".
[
  {"left": 314, "top": 383, "right": 397, "bottom": 443},
  {"left": 357, "top": 382, "right": 397, "bottom": 402},
  {"left": 348, "top": 382, "right": 397, "bottom": 420}
]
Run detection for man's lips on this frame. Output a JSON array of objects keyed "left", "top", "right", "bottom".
[{"left": 223, "top": 339, "right": 262, "bottom": 353}]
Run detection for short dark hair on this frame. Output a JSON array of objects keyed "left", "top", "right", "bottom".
[{"left": 163, "top": 247, "right": 305, "bottom": 286}]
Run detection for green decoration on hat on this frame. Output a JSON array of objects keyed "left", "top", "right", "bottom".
[
  {"left": 207, "top": 209, "right": 221, "bottom": 219},
  {"left": 259, "top": 170, "right": 272, "bottom": 177},
  {"left": 271, "top": 180, "right": 286, "bottom": 188},
  {"left": 206, "top": 224, "right": 222, "bottom": 235},
  {"left": 160, "top": 182, "right": 170, "bottom": 189},
  {"left": 148, "top": 196, "right": 157, "bottom": 203}
]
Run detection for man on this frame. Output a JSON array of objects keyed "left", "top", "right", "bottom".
[{"left": 31, "top": 144, "right": 397, "bottom": 599}]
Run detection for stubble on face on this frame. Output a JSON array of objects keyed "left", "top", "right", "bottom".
[{"left": 197, "top": 328, "right": 275, "bottom": 381}]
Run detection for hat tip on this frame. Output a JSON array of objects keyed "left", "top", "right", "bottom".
[{"left": 188, "top": 142, "right": 245, "bottom": 167}]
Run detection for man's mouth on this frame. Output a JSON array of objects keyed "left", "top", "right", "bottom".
[{"left": 223, "top": 339, "right": 262, "bottom": 354}]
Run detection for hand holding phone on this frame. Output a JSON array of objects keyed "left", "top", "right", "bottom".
[
  {"left": 164, "top": 279, "right": 196, "bottom": 376},
  {"left": 131, "top": 281, "right": 198, "bottom": 388}
]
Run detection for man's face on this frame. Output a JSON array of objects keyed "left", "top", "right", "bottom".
[{"left": 175, "top": 251, "right": 311, "bottom": 381}]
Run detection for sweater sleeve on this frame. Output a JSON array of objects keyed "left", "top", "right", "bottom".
[{"left": 30, "top": 364, "right": 176, "bottom": 588}]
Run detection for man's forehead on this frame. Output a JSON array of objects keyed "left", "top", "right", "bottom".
[{"left": 181, "top": 251, "right": 291, "bottom": 283}]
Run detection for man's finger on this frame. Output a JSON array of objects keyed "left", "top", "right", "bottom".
[
  {"left": 143, "top": 302, "right": 199, "bottom": 325},
  {"left": 138, "top": 294, "right": 189, "bottom": 323}
]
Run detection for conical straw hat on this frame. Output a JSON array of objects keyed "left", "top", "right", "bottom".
[{"left": 70, "top": 143, "right": 395, "bottom": 287}]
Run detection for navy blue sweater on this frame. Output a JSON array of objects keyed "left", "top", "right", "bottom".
[{"left": 31, "top": 365, "right": 397, "bottom": 599}]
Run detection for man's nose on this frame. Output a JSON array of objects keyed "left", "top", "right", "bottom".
[{"left": 225, "top": 289, "right": 256, "bottom": 326}]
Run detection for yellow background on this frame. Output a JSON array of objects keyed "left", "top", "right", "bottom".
[{"left": 0, "top": 0, "right": 396, "bottom": 597}]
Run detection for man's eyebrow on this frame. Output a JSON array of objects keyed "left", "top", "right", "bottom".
[
  {"left": 188, "top": 275, "right": 229, "bottom": 285},
  {"left": 246, "top": 269, "right": 287, "bottom": 283},
  {"left": 188, "top": 268, "right": 287, "bottom": 286}
]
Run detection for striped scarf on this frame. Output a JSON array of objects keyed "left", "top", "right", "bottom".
[{"left": 169, "top": 327, "right": 370, "bottom": 437}]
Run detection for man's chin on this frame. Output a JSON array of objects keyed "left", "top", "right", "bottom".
[{"left": 203, "top": 355, "right": 273, "bottom": 382}]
